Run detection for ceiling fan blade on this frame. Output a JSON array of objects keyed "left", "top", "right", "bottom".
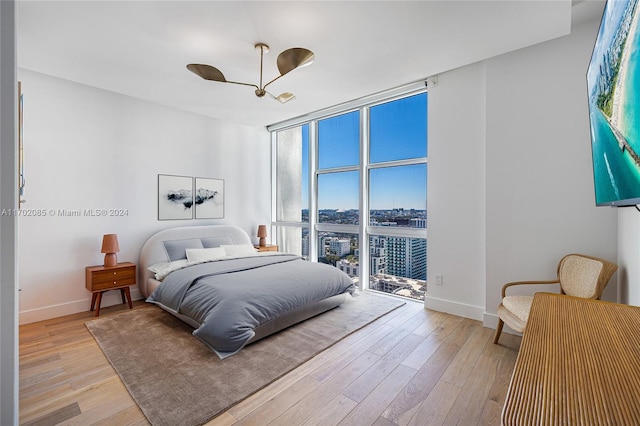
[
  {"left": 186, "top": 64, "right": 227, "bottom": 82},
  {"left": 276, "top": 48, "right": 315, "bottom": 76}
]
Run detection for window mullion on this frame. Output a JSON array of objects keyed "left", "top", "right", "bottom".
[
  {"left": 308, "top": 120, "right": 318, "bottom": 262},
  {"left": 359, "top": 106, "right": 369, "bottom": 291}
]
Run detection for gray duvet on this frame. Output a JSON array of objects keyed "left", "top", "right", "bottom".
[{"left": 146, "top": 254, "right": 355, "bottom": 359}]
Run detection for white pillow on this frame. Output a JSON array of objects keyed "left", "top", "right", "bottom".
[
  {"left": 147, "top": 259, "right": 189, "bottom": 281},
  {"left": 221, "top": 244, "right": 257, "bottom": 257},
  {"left": 186, "top": 247, "right": 226, "bottom": 264}
]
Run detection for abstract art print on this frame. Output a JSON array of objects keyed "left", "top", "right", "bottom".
[
  {"left": 158, "top": 174, "right": 193, "bottom": 220},
  {"left": 195, "top": 177, "right": 224, "bottom": 219}
]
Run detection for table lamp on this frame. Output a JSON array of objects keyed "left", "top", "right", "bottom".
[
  {"left": 257, "top": 225, "right": 267, "bottom": 247},
  {"left": 101, "top": 234, "right": 120, "bottom": 267}
]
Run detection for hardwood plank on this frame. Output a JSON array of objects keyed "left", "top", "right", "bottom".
[
  {"left": 342, "top": 333, "right": 425, "bottom": 403},
  {"left": 308, "top": 326, "right": 392, "bottom": 383},
  {"left": 19, "top": 367, "right": 68, "bottom": 399},
  {"left": 406, "top": 380, "right": 461, "bottom": 426},
  {"left": 230, "top": 300, "right": 418, "bottom": 419},
  {"left": 90, "top": 406, "right": 150, "bottom": 426},
  {"left": 401, "top": 314, "right": 463, "bottom": 371},
  {"left": 21, "top": 402, "right": 81, "bottom": 426},
  {"left": 19, "top": 353, "right": 61, "bottom": 372},
  {"left": 204, "top": 412, "right": 238, "bottom": 426},
  {"left": 478, "top": 398, "right": 502, "bottom": 426},
  {"left": 299, "top": 394, "right": 358, "bottom": 426},
  {"left": 442, "top": 353, "right": 501, "bottom": 425},
  {"left": 410, "top": 310, "right": 450, "bottom": 337},
  {"left": 442, "top": 317, "right": 482, "bottom": 348},
  {"left": 232, "top": 375, "right": 320, "bottom": 426},
  {"left": 368, "top": 309, "right": 430, "bottom": 356},
  {"left": 272, "top": 351, "right": 381, "bottom": 425},
  {"left": 19, "top": 383, "right": 76, "bottom": 420},
  {"left": 215, "top": 302, "right": 421, "bottom": 421},
  {"left": 381, "top": 342, "right": 460, "bottom": 425},
  {"left": 485, "top": 342, "right": 519, "bottom": 406},
  {"left": 19, "top": 297, "right": 522, "bottom": 426},
  {"left": 372, "top": 416, "right": 400, "bottom": 426},
  {"left": 338, "top": 365, "right": 418, "bottom": 426},
  {"left": 67, "top": 382, "right": 143, "bottom": 425},
  {"left": 440, "top": 325, "right": 493, "bottom": 387}
]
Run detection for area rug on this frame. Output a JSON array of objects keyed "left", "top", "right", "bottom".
[{"left": 85, "top": 292, "right": 405, "bottom": 426}]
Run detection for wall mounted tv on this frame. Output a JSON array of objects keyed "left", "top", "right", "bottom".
[{"left": 587, "top": 0, "right": 640, "bottom": 206}]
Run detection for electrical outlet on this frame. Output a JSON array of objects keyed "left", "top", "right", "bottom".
[{"left": 435, "top": 274, "right": 443, "bottom": 285}]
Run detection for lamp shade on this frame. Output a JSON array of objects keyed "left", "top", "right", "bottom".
[
  {"left": 101, "top": 234, "right": 120, "bottom": 253},
  {"left": 257, "top": 225, "right": 267, "bottom": 247},
  {"left": 101, "top": 234, "right": 119, "bottom": 267}
]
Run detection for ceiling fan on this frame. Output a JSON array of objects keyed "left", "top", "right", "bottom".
[{"left": 187, "top": 43, "right": 315, "bottom": 104}]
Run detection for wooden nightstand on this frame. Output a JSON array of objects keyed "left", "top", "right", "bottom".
[
  {"left": 86, "top": 262, "right": 136, "bottom": 316},
  {"left": 254, "top": 244, "right": 279, "bottom": 252}
]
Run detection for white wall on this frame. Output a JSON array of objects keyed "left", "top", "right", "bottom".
[
  {"left": 426, "top": 18, "right": 619, "bottom": 326},
  {"left": 17, "top": 70, "right": 271, "bottom": 324},
  {"left": 619, "top": 208, "right": 640, "bottom": 305},
  {"left": 484, "top": 19, "right": 618, "bottom": 327},
  {"left": 425, "top": 62, "right": 487, "bottom": 320}
]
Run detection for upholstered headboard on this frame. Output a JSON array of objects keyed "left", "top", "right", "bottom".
[{"left": 138, "top": 225, "right": 252, "bottom": 297}]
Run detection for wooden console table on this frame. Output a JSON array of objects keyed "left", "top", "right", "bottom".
[{"left": 502, "top": 292, "right": 640, "bottom": 425}]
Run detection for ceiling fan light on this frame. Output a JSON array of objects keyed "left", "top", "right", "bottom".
[
  {"left": 276, "top": 48, "right": 315, "bottom": 76},
  {"left": 187, "top": 43, "right": 313, "bottom": 104},
  {"left": 276, "top": 92, "right": 295, "bottom": 103},
  {"left": 186, "top": 64, "right": 227, "bottom": 82}
]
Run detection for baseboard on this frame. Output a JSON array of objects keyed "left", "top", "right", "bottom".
[
  {"left": 423, "top": 295, "right": 484, "bottom": 321},
  {"left": 19, "top": 287, "right": 144, "bottom": 325}
]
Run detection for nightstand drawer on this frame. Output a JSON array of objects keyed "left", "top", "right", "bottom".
[
  {"left": 91, "top": 275, "right": 135, "bottom": 291},
  {"left": 86, "top": 263, "right": 136, "bottom": 292},
  {"left": 91, "top": 267, "right": 135, "bottom": 284}
]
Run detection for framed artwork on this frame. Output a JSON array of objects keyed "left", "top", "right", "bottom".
[
  {"left": 194, "top": 177, "right": 224, "bottom": 219},
  {"left": 158, "top": 174, "right": 194, "bottom": 220}
]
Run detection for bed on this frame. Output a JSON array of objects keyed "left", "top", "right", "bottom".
[{"left": 139, "top": 225, "right": 355, "bottom": 359}]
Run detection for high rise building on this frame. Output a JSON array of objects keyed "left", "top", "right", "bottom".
[
  {"left": 385, "top": 237, "right": 426, "bottom": 280},
  {"left": 302, "top": 235, "right": 309, "bottom": 257},
  {"left": 329, "top": 238, "right": 351, "bottom": 257},
  {"left": 337, "top": 259, "right": 359, "bottom": 277},
  {"left": 410, "top": 218, "right": 426, "bottom": 228}
]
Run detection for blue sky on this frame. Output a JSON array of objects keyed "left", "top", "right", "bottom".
[{"left": 302, "top": 93, "right": 427, "bottom": 210}]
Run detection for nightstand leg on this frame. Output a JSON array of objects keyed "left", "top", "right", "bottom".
[
  {"left": 120, "top": 288, "right": 126, "bottom": 304},
  {"left": 90, "top": 293, "right": 98, "bottom": 311},
  {"left": 94, "top": 292, "right": 103, "bottom": 317},
  {"left": 124, "top": 287, "right": 133, "bottom": 309}
]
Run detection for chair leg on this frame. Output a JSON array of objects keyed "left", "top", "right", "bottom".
[{"left": 493, "top": 318, "right": 504, "bottom": 344}]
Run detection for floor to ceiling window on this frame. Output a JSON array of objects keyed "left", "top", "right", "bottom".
[{"left": 271, "top": 84, "right": 427, "bottom": 301}]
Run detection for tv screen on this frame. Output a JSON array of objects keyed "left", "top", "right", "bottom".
[{"left": 587, "top": 0, "right": 640, "bottom": 206}]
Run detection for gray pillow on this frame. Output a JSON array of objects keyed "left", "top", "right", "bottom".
[
  {"left": 201, "top": 236, "right": 234, "bottom": 248},
  {"left": 163, "top": 238, "right": 204, "bottom": 262}
]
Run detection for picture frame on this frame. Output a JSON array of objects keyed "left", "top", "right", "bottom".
[
  {"left": 157, "top": 174, "right": 194, "bottom": 220},
  {"left": 194, "top": 177, "right": 224, "bottom": 219}
]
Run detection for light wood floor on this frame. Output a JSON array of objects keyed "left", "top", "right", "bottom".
[{"left": 19, "top": 297, "right": 521, "bottom": 426}]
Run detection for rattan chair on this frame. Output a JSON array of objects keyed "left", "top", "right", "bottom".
[{"left": 493, "top": 253, "right": 618, "bottom": 344}]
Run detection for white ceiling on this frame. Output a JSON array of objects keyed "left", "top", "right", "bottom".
[{"left": 17, "top": 1, "right": 603, "bottom": 128}]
